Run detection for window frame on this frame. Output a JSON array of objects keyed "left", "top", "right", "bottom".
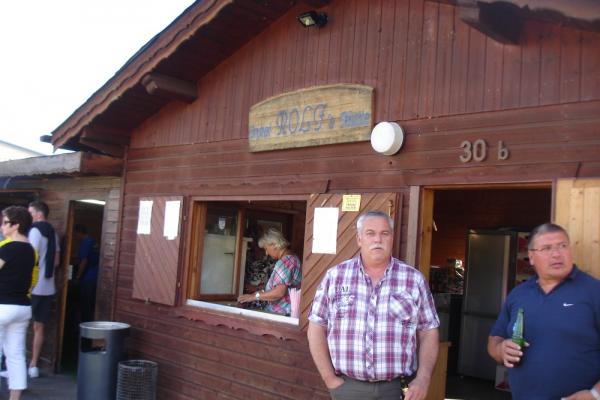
[
  {"left": 193, "top": 203, "right": 246, "bottom": 300},
  {"left": 182, "top": 195, "right": 308, "bottom": 320}
]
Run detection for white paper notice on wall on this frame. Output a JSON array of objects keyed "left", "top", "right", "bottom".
[
  {"left": 137, "top": 200, "right": 153, "bottom": 234},
  {"left": 163, "top": 200, "right": 181, "bottom": 240},
  {"left": 312, "top": 207, "right": 339, "bottom": 254}
]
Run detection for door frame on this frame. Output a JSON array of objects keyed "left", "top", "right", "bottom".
[
  {"left": 54, "top": 202, "right": 75, "bottom": 372},
  {"left": 412, "top": 182, "right": 552, "bottom": 282}
]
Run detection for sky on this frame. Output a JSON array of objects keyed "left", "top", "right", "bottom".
[{"left": 0, "top": 0, "right": 196, "bottom": 156}]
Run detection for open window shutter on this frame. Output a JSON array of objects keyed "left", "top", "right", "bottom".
[
  {"left": 132, "top": 196, "right": 184, "bottom": 305},
  {"left": 555, "top": 179, "right": 600, "bottom": 279},
  {"left": 300, "top": 192, "right": 401, "bottom": 329}
]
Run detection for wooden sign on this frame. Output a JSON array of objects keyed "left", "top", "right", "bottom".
[{"left": 249, "top": 84, "right": 373, "bottom": 152}]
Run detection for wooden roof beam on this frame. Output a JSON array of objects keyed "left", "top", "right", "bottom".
[
  {"left": 141, "top": 73, "right": 197, "bottom": 103},
  {"left": 41, "top": 134, "right": 81, "bottom": 152},
  {"left": 458, "top": 0, "right": 523, "bottom": 44},
  {"left": 42, "top": 127, "right": 129, "bottom": 155},
  {"left": 67, "top": 125, "right": 129, "bottom": 157},
  {"left": 301, "top": 0, "right": 331, "bottom": 7},
  {"left": 81, "top": 126, "right": 130, "bottom": 146},
  {"left": 475, "top": 0, "right": 600, "bottom": 32},
  {"left": 78, "top": 137, "right": 125, "bottom": 158}
]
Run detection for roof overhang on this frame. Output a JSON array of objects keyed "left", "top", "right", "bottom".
[
  {"left": 48, "top": 0, "right": 596, "bottom": 153},
  {"left": 454, "top": 0, "right": 600, "bottom": 43},
  {"left": 49, "top": 0, "right": 331, "bottom": 155},
  {"left": 0, "top": 152, "right": 123, "bottom": 179}
]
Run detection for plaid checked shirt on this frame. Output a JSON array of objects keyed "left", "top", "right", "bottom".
[
  {"left": 308, "top": 256, "right": 439, "bottom": 381},
  {"left": 264, "top": 254, "right": 302, "bottom": 315}
]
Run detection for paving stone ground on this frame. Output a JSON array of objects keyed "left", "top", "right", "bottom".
[{"left": 0, "top": 372, "right": 76, "bottom": 400}]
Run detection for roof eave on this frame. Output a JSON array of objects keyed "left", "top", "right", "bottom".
[{"left": 50, "top": 0, "right": 234, "bottom": 149}]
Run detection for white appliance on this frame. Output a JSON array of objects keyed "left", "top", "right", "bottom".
[{"left": 457, "top": 229, "right": 531, "bottom": 380}]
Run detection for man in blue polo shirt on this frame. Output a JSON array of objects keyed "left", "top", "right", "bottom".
[
  {"left": 488, "top": 223, "right": 600, "bottom": 400},
  {"left": 73, "top": 224, "right": 99, "bottom": 323}
]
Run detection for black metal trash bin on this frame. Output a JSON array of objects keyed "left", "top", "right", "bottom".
[
  {"left": 116, "top": 360, "right": 158, "bottom": 400},
  {"left": 77, "top": 321, "right": 130, "bottom": 400}
]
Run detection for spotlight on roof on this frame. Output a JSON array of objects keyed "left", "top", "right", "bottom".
[{"left": 297, "top": 11, "right": 328, "bottom": 28}]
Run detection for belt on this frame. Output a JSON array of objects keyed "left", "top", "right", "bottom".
[
  {"left": 345, "top": 374, "right": 415, "bottom": 400},
  {"left": 358, "top": 373, "right": 416, "bottom": 384}
]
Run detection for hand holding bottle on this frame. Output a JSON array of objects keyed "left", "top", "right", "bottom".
[
  {"left": 499, "top": 338, "right": 529, "bottom": 368},
  {"left": 507, "top": 307, "right": 528, "bottom": 367}
]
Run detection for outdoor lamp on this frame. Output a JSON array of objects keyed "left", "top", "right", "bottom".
[
  {"left": 370, "top": 122, "right": 404, "bottom": 155},
  {"left": 297, "top": 11, "right": 328, "bottom": 28}
]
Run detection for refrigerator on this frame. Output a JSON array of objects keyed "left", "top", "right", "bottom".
[{"left": 457, "top": 229, "right": 532, "bottom": 380}]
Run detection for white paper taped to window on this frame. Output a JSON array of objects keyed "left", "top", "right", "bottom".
[
  {"left": 137, "top": 200, "right": 153, "bottom": 234},
  {"left": 312, "top": 207, "right": 339, "bottom": 254},
  {"left": 164, "top": 200, "right": 181, "bottom": 240}
]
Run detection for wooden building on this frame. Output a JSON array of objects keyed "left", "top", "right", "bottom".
[
  {"left": 49, "top": 0, "right": 600, "bottom": 399},
  {"left": 0, "top": 152, "right": 122, "bottom": 373}
]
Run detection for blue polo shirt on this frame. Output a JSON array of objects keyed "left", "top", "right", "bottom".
[
  {"left": 78, "top": 236, "right": 99, "bottom": 283},
  {"left": 490, "top": 266, "right": 600, "bottom": 399}
]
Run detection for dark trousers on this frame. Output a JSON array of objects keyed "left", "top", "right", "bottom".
[
  {"left": 79, "top": 279, "right": 97, "bottom": 323},
  {"left": 329, "top": 376, "right": 408, "bottom": 400}
]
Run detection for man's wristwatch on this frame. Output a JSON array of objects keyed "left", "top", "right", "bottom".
[
  {"left": 590, "top": 387, "right": 600, "bottom": 400},
  {"left": 255, "top": 291, "right": 261, "bottom": 300}
]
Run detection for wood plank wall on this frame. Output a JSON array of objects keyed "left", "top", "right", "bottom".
[
  {"left": 430, "top": 189, "right": 551, "bottom": 266},
  {"left": 132, "top": 0, "right": 600, "bottom": 149},
  {"left": 555, "top": 179, "right": 600, "bottom": 278},
  {"left": 113, "top": 0, "right": 600, "bottom": 398},
  {"left": 120, "top": 302, "right": 328, "bottom": 400},
  {"left": 118, "top": 99, "right": 600, "bottom": 400},
  {"left": 11, "top": 177, "right": 121, "bottom": 370}
]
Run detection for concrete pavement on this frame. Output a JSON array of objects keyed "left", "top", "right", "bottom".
[{"left": 0, "top": 372, "right": 76, "bottom": 400}]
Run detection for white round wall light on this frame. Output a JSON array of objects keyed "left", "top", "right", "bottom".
[{"left": 370, "top": 121, "right": 404, "bottom": 155}]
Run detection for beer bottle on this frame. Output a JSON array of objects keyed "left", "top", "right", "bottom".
[
  {"left": 401, "top": 384, "right": 409, "bottom": 400},
  {"left": 511, "top": 308, "right": 525, "bottom": 365}
]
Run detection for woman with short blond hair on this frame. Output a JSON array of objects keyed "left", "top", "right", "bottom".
[{"left": 238, "top": 228, "right": 301, "bottom": 315}]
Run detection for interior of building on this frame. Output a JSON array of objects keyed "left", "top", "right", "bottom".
[{"left": 429, "top": 187, "right": 551, "bottom": 399}]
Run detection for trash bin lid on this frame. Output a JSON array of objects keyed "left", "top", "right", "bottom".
[{"left": 80, "top": 321, "right": 130, "bottom": 331}]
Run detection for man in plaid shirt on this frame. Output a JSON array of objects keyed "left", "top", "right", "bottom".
[{"left": 308, "top": 210, "right": 439, "bottom": 400}]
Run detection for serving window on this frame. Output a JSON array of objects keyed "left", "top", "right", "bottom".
[
  {"left": 131, "top": 193, "right": 400, "bottom": 332},
  {"left": 186, "top": 200, "right": 306, "bottom": 318}
]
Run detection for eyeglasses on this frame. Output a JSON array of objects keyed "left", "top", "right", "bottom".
[{"left": 530, "top": 242, "right": 570, "bottom": 255}]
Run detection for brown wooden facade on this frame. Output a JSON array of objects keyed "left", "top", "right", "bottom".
[
  {"left": 49, "top": 0, "right": 600, "bottom": 399},
  {"left": 0, "top": 154, "right": 122, "bottom": 373}
]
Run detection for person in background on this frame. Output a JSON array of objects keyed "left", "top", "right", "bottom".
[
  {"left": 27, "top": 201, "right": 60, "bottom": 378},
  {"left": 237, "top": 228, "right": 301, "bottom": 316},
  {"left": 488, "top": 223, "right": 600, "bottom": 400},
  {"left": 73, "top": 224, "right": 99, "bottom": 322},
  {"left": 0, "top": 206, "right": 35, "bottom": 400},
  {"left": 0, "top": 232, "right": 40, "bottom": 379},
  {"left": 307, "top": 210, "right": 439, "bottom": 400}
]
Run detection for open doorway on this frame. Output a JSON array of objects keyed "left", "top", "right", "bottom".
[
  {"left": 58, "top": 200, "right": 105, "bottom": 374},
  {"left": 420, "top": 186, "right": 551, "bottom": 399}
]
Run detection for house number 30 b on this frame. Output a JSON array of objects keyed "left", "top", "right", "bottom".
[{"left": 459, "top": 140, "right": 509, "bottom": 163}]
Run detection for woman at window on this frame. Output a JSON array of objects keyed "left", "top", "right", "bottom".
[
  {"left": 237, "top": 228, "right": 301, "bottom": 316},
  {"left": 0, "top": 206, "right": 36, "bottom": 400}
]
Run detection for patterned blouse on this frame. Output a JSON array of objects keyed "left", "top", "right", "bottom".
[{"left": 264, "top": 254, "right": 302, "bottom": 315}]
